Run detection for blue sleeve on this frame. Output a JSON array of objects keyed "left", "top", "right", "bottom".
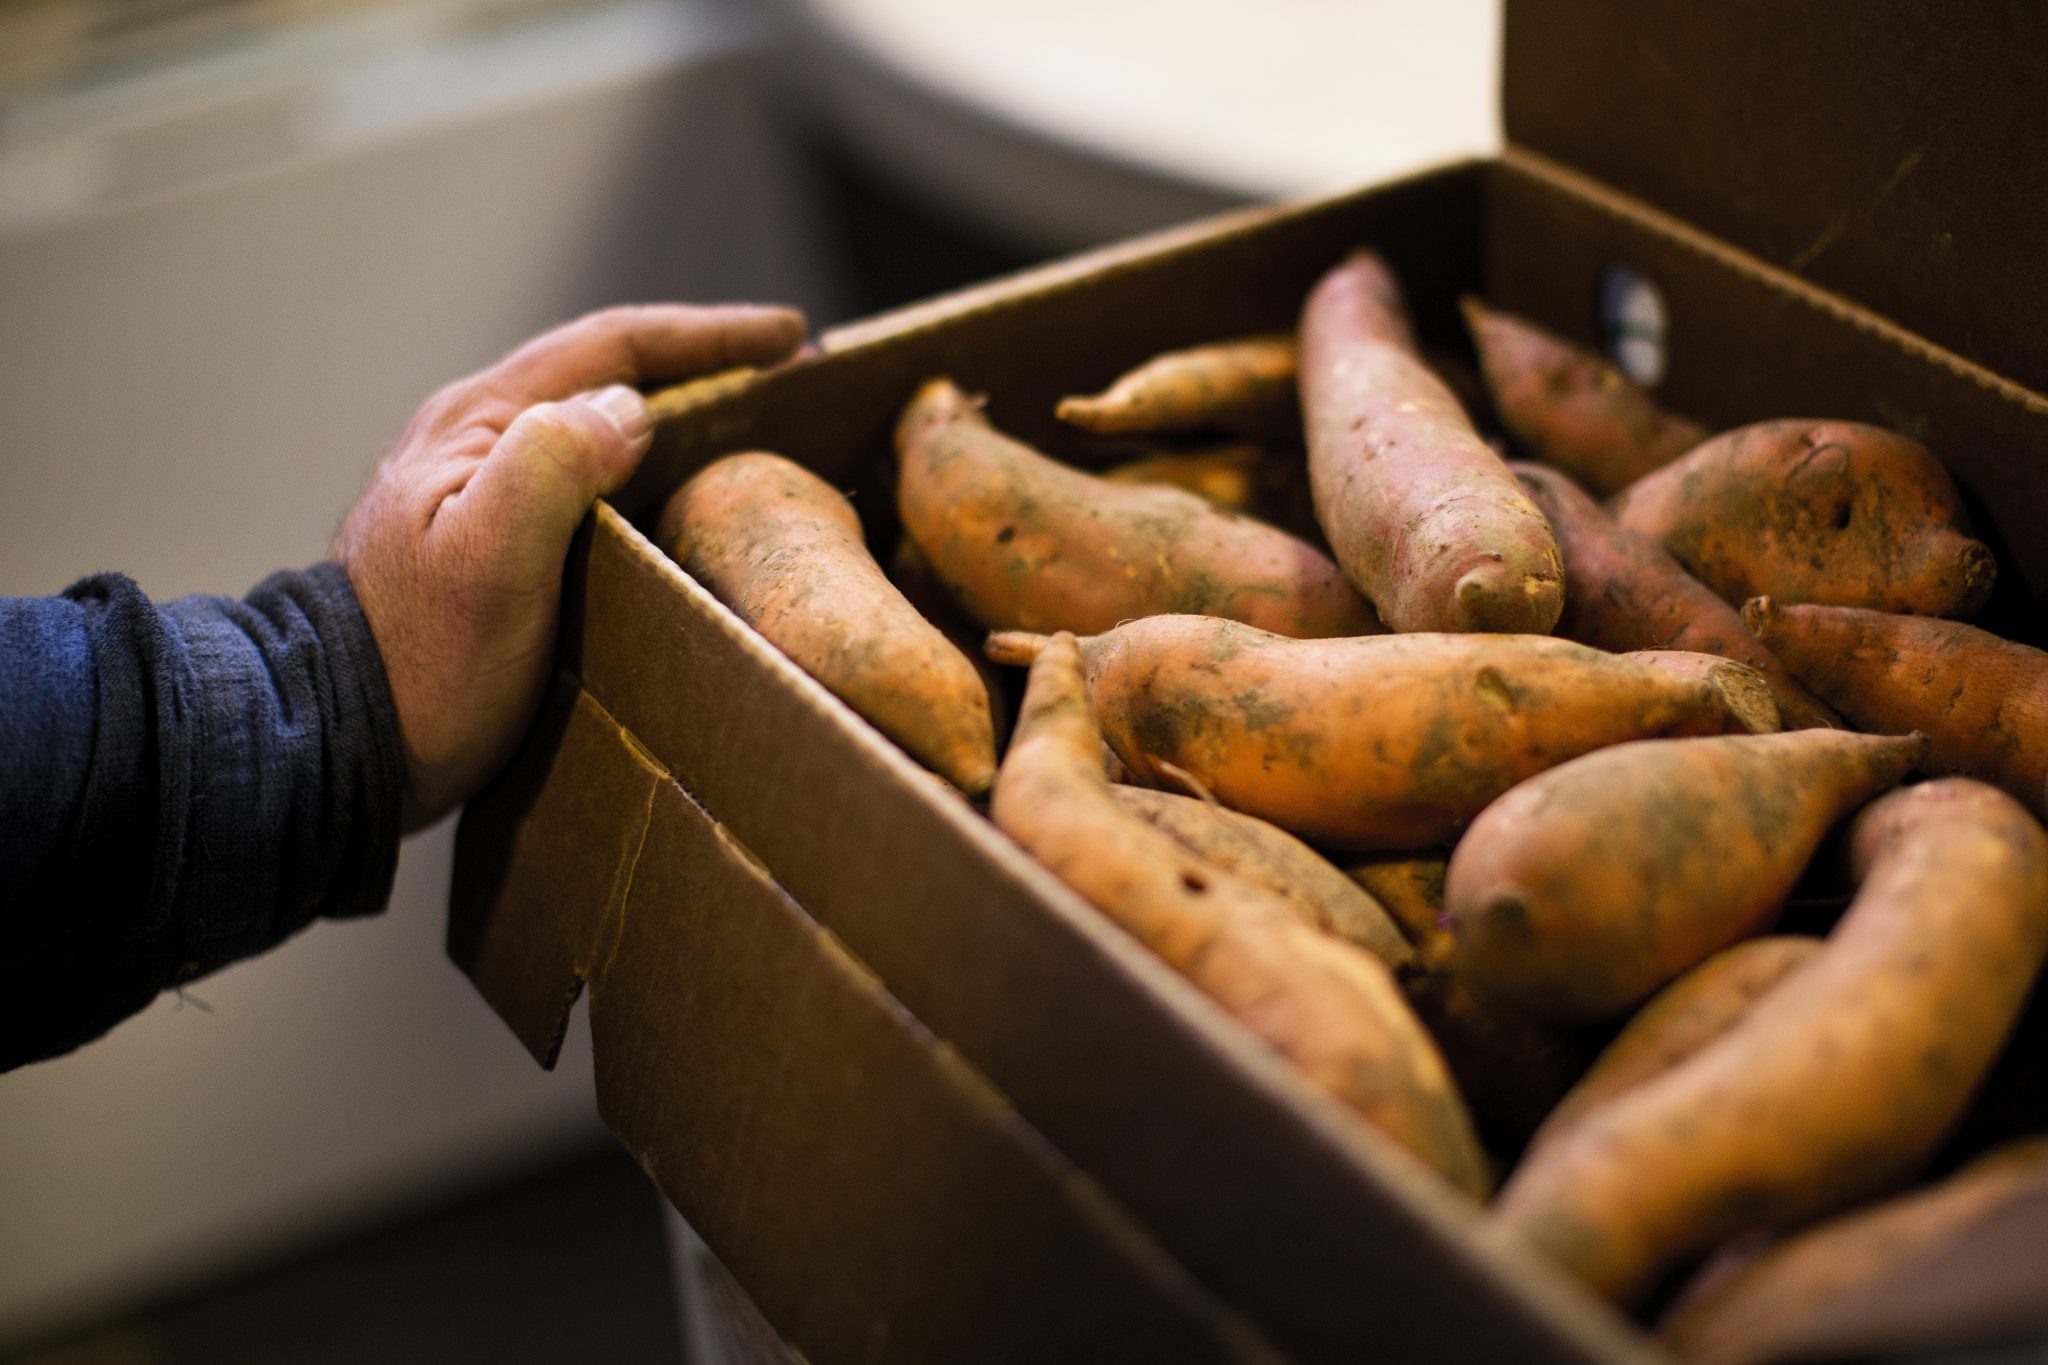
[{"left": 0, "top": 562, "right": 405, "bottom": 1070}]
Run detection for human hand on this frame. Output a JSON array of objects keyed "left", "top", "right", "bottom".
[{"left": 335, "top": 303, "right": 807, "bottom": 831}]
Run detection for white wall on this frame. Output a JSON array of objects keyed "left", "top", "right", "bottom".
[{"left": 0, "top": 2, "right": 835, "bottom": 1344}]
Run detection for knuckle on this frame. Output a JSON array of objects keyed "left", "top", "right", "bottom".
[{"left": 421, "top": 379, "right": 476, "bottom": 425}]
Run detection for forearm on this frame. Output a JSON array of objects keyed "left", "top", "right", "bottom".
[{"left": 0, "top": 564, "right": 404, "bottom": 1070}]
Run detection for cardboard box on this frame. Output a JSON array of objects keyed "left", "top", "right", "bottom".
[{"left": 450, "top": 5, "right": 2048, "bottom": 1361}]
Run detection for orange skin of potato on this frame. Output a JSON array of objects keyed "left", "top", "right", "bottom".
[
  {"left": 1463, "top": 298, "right": 1706, "bottom": 496},
  {"left": 1056, "top": 334, "right": 1299, "bottom": 437},
  {"left": 886, "top": 537, "right": 1012, "bottom": 753},
  {"left": 1661, "top": 1137, "right": 2048, "bottom": 1365},
  {"left": 1491, "top": 779, "right": 2048, "bottom": 1303},
  {"left": 1100, "top": 442, "right": 1266, "bottom": 510},
  {"left": 659, "top": 452, "right": 997, "bottom": 795},
  {"left": 1099, "top": 440, "right": 1323, "bottom": 540},
  {"left": 1745, "top": 597, "right": 2048, "bottom": 819},
  {"left": 992, "top": 634, "right": 1491, "bottom": 1196},
  {"left": 1527, "top": 936, "right": 1822, "bottom": 1157},
  {"left": 1300, "top": 251, "right": 1564, "bottom": 634},
  {"left": 1349, "top": 856, "right": 1590, "bottom": 1153},
  {"left": 1447, "top": 729, "right": 1924, "bottom": 1023},
  {"left": 992, "top": 615, "right": 1735, "bottom": 850},
  {"left": 1610, "top": 419, "right": 1996, "bottom": 617},
  {"left": 896, "top": 378, "right": 1378, "bottom": 638},
  {"left": 1109, "top": 785, "right": 1415, "bottom": 971},
  {"left": 1621, "top": 650, "right": 1780, "bottom": 735},
  {"left": 1348, "top": 856, "right": 1455, "bottom": 976},
  {"left": 1516, "top": 462, "right": 1840, "bottom": 730}
]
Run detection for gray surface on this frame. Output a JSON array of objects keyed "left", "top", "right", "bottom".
[{"left": 3, "top": 1147, "right": 684, "bottom": 1365}]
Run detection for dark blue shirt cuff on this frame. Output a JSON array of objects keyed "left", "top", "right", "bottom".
[{"left": 0, "top": 562, "right": 404, "bottom": 1069}]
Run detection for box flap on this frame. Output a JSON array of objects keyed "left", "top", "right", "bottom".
[
  {"left": 449, "top": 680, "right": 663, "bottom": 1067},
  {"left": 1503, "top": 0, "right": 2048, "bottom": 395},
  {"left": 595, "top": 776, "right": 1282, "bottom": 1365}
]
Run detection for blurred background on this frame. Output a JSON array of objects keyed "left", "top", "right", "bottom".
[{"left": 0, "top": 1, "right": 1494, "bottom": 1359}]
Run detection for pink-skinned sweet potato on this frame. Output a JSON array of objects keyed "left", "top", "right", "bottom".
[
  {"left": 1300, "top": 252, "right": 1563, "bottom": 633},
  {"left": 1464, "top": 298, "right": 1706, "bottom": 495}
]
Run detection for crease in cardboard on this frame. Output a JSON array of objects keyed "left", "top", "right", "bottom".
[
  {"left": 592, "top": 773, "right": 660, "bottom": 989},
  {"left": 1505, "top": 148, "right": 2048, "bottom": 418},
  {"left": 447, "top": 679, "right": 671, "bottom": 1069}
]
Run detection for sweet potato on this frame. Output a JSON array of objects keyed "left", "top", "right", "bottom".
[
  {"left": 1492, "top": 779, "right": 2048, "bottom": 1301},
  {"left": 1348, "top": 857, "right": 1454, "bottom": 975},
  {"left": 1610, "top": 419, "right": 1995, "bottom": 617},
  {"left": 1463, "top": 299, "right": 1706, "bottom": 495},
  {"left": 1622, "top": 651, "right": 1780, "bottom": 735},
  {"left": 1662, "top": 1137, "right": 2048, "bottom": 1365},
  {"left": 1100, "top": 441, "right": 1265, "bottom": 509},
  {"left": 1300, "top": 252, "right": 1563, "bottom": 633},
  {"left": 1744, "top": 597, "right": 2048, "bottom": 818},
  {"left": 897, "top": 378, "right": 1378, "bottom": 638},
  {"left": 1516, "top": 462, "right": 1839, "bottom": 729},
  {"left": 1109, "top": 785, "right": 1415, "bottom": 971},
  {"left": 887, "top": 537, "right": 1013, "bottom": 752},
  {"left": 1056, "top": 335, "right": 1298, "bottom": 437},
  {"left": 1101, "top": 440, "right": 1321, "bottom": 540},
  {"left": 659, "top": 453, "right": 997, "bottom": 795},
  {"left": 1527, "top": 936, "right": 1822, "bottom": 1156},
  {"left": 1447, "top": 729, "right": 1924, "bottom": 1022},
  {"left": 992, "top": 633, "right": 1490, "bottom": 1195},
  {"left": 1350, "top": 856, "right": 1590, "bottom": 1152},
  {"left": 987, "top": 615, "right": 1739, "bottom": 850}
]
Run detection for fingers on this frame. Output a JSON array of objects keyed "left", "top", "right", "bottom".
[
  {"left": 481, "top": 303, "right": 807, "bottom": 404},
  {"left": 451, "top": 385, "right": 654, "bottom": 577}
]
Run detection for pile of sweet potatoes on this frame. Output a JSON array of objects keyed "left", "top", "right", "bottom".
[{"left": 654, "top": 248, "right": 2048, "bottom": 1360}]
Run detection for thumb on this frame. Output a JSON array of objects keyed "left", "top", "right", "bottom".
[{"left": 456, "top": 384, "right": 652, "bottom": 574}]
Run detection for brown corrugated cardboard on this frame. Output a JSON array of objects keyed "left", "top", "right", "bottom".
[
  {"left": 453, "top": 688, "right": 1285, "bottom": 1363},
  {"left": 1503, "top": 1, "right": 2048, "bottom": 397},
  {"left": 451, "top": 10, "right": 2048, "bottom": 1364}
]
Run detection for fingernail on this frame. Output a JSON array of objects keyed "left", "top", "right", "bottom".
[{"left": 590, "top": 384, "right": 651, "bottom": 442}]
